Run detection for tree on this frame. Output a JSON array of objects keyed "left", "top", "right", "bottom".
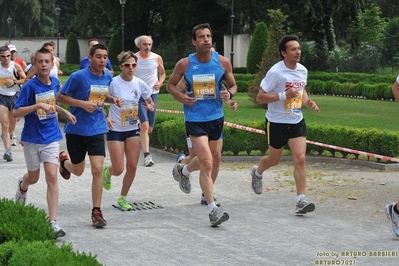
[
  {"left": 246, "top": 22, "right": 269, "bottom": 74},
  {"left": 65, "top": 32, "right": 80, "bottom": 64},
  {"left": 247, "top": 9, "right": 286, "bottom": 106},
  {"left": 108, "top": 32, "right": 122, "bottom": 67},
  {"left": 381, "top": 17, "right": 399, "bottom": 72}
]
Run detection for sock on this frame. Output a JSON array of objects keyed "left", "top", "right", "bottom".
[
  {"left": 182, "top": 165, "right": 191, "bottom": 176},
  {"left": 144, "top": 152, "right": 150, "bottom": 158},
  {"left": 297, "top": 194, "right": 305, "bottom": 202},
  {"left": 394, "top": 204, "right": 399, "bottom": 215},
  {"left": 255, "top": 170, "right": 262, "bottom": 179},
  {"left": 208, "top": 202, "right": 217, "bottom": 213},
  {"left": 119, "top": 195, "right": 126, "bottom": 199}
]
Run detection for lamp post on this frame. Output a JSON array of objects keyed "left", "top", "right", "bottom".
[
  {"left": 7, "top": 15, "right": 12, "bottom": 43},
  {"left": 230, "top": 0, "right": 235, "bottom": 68},
  {"left": 120, "top": 0, "right": 126, "bottom": 51},
  {"left": 55, "top": 5, "right": 61, "bottom": 58}
]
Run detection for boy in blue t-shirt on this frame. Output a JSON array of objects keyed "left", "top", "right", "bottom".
[
  {"left": 56, "top": 43, "right": 123, "bottom": 228},
  {"left": 13, "top": 48, "right": 76, "bottom": 238}
]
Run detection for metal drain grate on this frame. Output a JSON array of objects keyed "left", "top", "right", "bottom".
[{"left": 113, "top": 201, "right": 163, "bottom": 212}]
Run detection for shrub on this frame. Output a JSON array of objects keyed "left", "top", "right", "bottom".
[
  {"left": 108, "top": 33, "right": 122, "bottom": 66},
  {"left": 65, "top": 32, "right": 80, "bottom": 64},
  {"left": 0, "top": 240, "right": 102, "bottom": 266},
  {"left": 0, "top": 198, "right": 55, "bottom": 244},
  {"left": 246, "top": 22, "right": 269, "bottom": 74}
]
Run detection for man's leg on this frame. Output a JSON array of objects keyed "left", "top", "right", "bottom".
[
  {"left": 189, "top": 135, "right": 214, "bottom": 205},
  {"left": 287, "top": 136, "right": 307, "bottom": 196},
  {"left": 0, "top": 106, "right": 10, "bottom": 151},
  {"left": 8, "top": 113, "right": 18, "bottom": 146}
]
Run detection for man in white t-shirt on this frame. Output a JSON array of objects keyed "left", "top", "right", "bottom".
[
  {"left": 134, "top": 35, "right": 166, "bottom": 167},
  {"left": 250, "top": 35, "right": 320, "bottom": 215}
]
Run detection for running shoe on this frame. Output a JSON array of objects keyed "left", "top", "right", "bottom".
[
  {"left": 10, "top": 135, "right": 17, "bottom": 146},
  {"left": 144, "top": 154, "right": 154, "bottom": 167},
  {"left": 209, "top": 206, "right": 229, "bottom": 227},
  {"left": 92, "top": 209, "right": 107, "bottom": 227},
  {"left": 295, "top": 198, "right": 315, "bottom": 214},
  {"left": 117, "top": 196, "right": 133, "bottom": 211},
  {"left": 58, "top": 151, "right": 71, "bottom": 180},
  {"left": 250, "top": 165, "right": 262, "bottom": 194},
  {"left": 385, "top": 203, "right": 399, "bottom": 238},
  {"left": 200, "top": 193, "right": 220, "bottom": 207},
  {"left": 51, "top": 220, "right": 66, "bottom": 238},
  {"left": 102, "top": 165, "right": 112, "bottom": 190},
  {"left": 3, "top": 150, "right": 13, "bottom": 162},
  {"left": 176, "top": 153, "right": 186, "bottom": 163},
  {"left": 172, "top": 163, "right": 191, "bottom": 194},
  {"left": 15, "top": 177, "right": 27, "bottom": 203}
]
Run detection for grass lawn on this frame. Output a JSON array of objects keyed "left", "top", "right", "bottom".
[
  {"left": 58, "top": 74, "right": 399, "bottom": 133},
  {"left": 157, "top": 93, "right": 399, "bottom": 132}
]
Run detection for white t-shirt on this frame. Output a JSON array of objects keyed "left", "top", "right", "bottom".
[
  {"left": 108, "top": 75, "right": 152, "bottom": 132},
  {"left": 260, "top": 60, "right": 308, "bottom": 124}
]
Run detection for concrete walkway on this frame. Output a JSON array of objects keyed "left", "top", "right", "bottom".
[{"left": 1, "top": 123, "right": 399, "bottom": 266}]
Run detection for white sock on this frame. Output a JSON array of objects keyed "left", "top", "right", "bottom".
[
  {"left": 255, "top": 169, "right": 262, "bottom": 179},
  {"left": 208, "top": 202, "right": 217, "bottom": 213},
  {"left": 297, "top": 194, "right": 305, "bottom": 202},
  {"left": 182, "top": 165, "right": 191, "bottom": 176}
]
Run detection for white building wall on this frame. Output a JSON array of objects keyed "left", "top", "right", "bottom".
[
  {"left": 0, "top": 38, "right": 109, "bottom": 64},
  {"left": 223, "top": 34, "right": 251, "bottom": 68}
]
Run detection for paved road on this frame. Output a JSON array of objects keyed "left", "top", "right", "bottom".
[{"left": 2, "top": 123, "right": 399, "bottom": 266}]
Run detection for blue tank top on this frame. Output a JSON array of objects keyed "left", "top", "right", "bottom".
[{"left": 183, "top": 51, "right": 225, "bottom": 122}]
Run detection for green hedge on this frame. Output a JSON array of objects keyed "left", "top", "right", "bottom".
[
  {"left": 0, "top": 198, "right": 101, "bottom": 265},
  {"left": 150, "top": 114, "right": 399, "bottom": 162}
]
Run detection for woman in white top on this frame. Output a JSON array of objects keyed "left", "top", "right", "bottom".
[{"left": 102, "top": 51, "right": 155, "bottom": 211}]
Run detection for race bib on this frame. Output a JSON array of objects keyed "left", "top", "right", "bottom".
[
  {"left": 120, "top": 102, "right": 138, "bottom": 127},
  {"left": 192, "top": 74, "right": 216, "bottom": 100},
  {"left": 88, "top": 85, "right": 108, "bottom": 107},
  {"left": 35, "top": 90, "right": 56, "bottom": 120}
]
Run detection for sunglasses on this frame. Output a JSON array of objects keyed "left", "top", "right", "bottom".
[
  {"left": 121, "top": 63, "right": 137, "bottom": 68},
  {"left": 0, "top": 54, "right": 11, "bottom": 58}
]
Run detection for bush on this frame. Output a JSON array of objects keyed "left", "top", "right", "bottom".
[
  {"left": 246, "top": 22, "right": 269, "bottom": 74},
  {"left": 65, "top": 32, "right": 80, "bottom": 64},
  {"left": 108, "top": 33, "right": 122, "bottom": 66},
  {"left": 0, "top": 240, "right": 102, "bottom": 266},
  {"left": 0, "top": 198, "right": 55, "bottom": 244}
]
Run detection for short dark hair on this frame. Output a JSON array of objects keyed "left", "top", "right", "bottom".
[
  {"left": 279, "top": 35, "right": 299, "bottom": 60},
  {"left": 89, "top": 43, "right": 108, "bottom": 57},
  {"left": 192, "top": 23, "right": 212, "bottom": 40},
  {"left": 35, "top": 48, "right": 53, "bottom": 60}
]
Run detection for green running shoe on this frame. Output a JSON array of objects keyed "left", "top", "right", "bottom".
[
  {"left": 102, "top": 165, "right": 112, "bottom": 190},
  {"left": 118, "top": 196, "right": 133, "bottom": 210}
]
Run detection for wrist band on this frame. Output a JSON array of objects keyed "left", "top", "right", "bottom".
[
  {"left": 228, "top": 90, "right": 233, "bottom": 100},
  {"left": 278, "top": 91, "right": 286, "bottom": 101}
]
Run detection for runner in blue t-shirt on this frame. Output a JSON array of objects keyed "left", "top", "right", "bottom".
[
  {"left": 57, "top": 43, "right": 123, "bottom": 228},
  {"left": 13, "top": 48, "right": 76, "bottom": 238},
  {"left": 167, "top": 23, "right": 237, "bottom": 227}
]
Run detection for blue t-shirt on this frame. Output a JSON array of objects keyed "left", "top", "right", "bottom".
[
  {"left": 59, "top": 67, "right": 112, "bottom": 136},
  {"left": 183, "top": 51, "right": 225, "bottom": 122},
  {"left": 79, "top": 56, "right": 113, "bottom": 71},
  {"left": 14, "top": 77, "right": 63, "bottom": 144}
]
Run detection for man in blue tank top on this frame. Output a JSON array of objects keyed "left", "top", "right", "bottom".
[{"left": 167, "top": 23, "right": 237, "bottom": 227}]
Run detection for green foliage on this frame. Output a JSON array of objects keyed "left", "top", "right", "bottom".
[
  {"left": 65, "top": 32, "right": 80, "bottom": 64},
  {"left": 0, "top": 198, "right": 55, "bottom": 244},
  {"left": 108, "top": 33, "right": 122, "bottom": 67},
  {"left": 247, "top": 9, "right": 286, "bottom": 106},
  {"left": 381, "top": 17, "right": 399, "bottom": 71},
  {"left": 246, "top": 22, "right": 269, "bottom": 74},
  {"left": 0, "top": 240, "right": 102, "bottom": 266}
]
